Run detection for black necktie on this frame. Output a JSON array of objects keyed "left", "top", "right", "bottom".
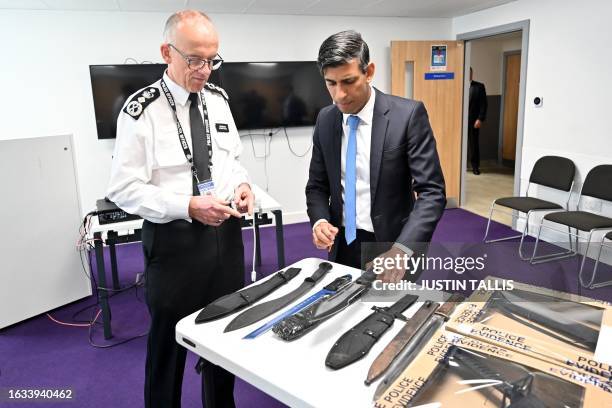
[{"left": 188, "top": 92, "right": 211, "bottom": 195}]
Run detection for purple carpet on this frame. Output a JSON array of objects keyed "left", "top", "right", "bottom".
[{"left": 1, "top": 208, "right": 610, "bottom": 407}]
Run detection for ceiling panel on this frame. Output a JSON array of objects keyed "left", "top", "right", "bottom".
[
  {"left": 302, "top": 0, "right": 516, "bottom": 17},
  {"left": 245, "top": 0, "right": 317, "bottom": 15},
  {"left": 0, "top": 0, "right": 518, "bottom": 17},
  {"left": 44, "top": 0, "right": 119, "bottom": 11},
  {"left": 0, "top": 0, "right": 48, "bottom": 9},
  {"left": 187, "top": 0, "right": 253, "bottom": 14},
  {"left": 117, "top": 0, "right": 187, "bottom": 12}
]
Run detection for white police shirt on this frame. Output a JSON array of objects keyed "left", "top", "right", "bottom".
[{"left": 107, "top": 72, "right": 249, "bottom": 224}]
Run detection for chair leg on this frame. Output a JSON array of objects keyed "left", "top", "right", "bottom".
[
  {"left": 483, "top": 202, "right": 495, "bottom": 242},
  {"left": 530, "top": 223, "right": 544, "bottom": 263},
  {"left": 518, "top": 212, "right": 531, "bottom": 260},
  {"left": 529, "top": 221, "right": 578, "bottom": 264},
  {"left": 483, "top": 203, "right": 523, "bottom": 244},
  {"left": 580, "top": 236, "right": 612, "bottom": 289}
]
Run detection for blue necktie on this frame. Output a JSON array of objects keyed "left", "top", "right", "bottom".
[{"left": 345, "top": 115, "right": 360, "bottom": 244}]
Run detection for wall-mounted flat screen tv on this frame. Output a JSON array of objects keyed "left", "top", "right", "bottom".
[
  {"left": 216, "top": 61, "right": 331, "bottom": 130},
  {"left": 90, "top": 61, "right": 330, "bottom": 139}
]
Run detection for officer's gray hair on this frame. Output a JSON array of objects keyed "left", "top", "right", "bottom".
[
  {"left": 163, "top": 10, "right": 211, "bottom": 43},
  {"left": 317, "top": 30, "right": 370, "bottom": 75}
]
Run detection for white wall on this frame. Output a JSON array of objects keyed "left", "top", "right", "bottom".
[
  {"left": 454, "top": 0, "right": 612, "bottom": 190},
  {"left": 0, "top": 10, "right": 451, "bottom": 223},
  {"left": 454, "top": 0, "right": 612, "bottom": 254}
]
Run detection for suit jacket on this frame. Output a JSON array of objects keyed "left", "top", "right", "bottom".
[
  {"left": 305, "top": 88, "right": 446, "bottom": 261},
  {"left": 469, "top": 80, "right": 487, "bottom": 125}
]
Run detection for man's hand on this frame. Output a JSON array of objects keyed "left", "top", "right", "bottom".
[
  {"left": 313, "top": 221, "right": 339, "bottom": 252},
  {"left": 233, "top": 183, "right": 254, "bottom": 215},
  {"left": 367, "top": 246, "right": 408, "bottom": 284},
  {"left": 474, "top": 119, "right": 482, "bottom": 129},
  {"left": 189, "top": 195, "right": 242, "bottom": 226}
]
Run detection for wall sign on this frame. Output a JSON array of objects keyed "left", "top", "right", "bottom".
[
  {"left": 425, "top": 72, "right": 455, "bottom": 80},
  {"left": 430, "top": 45, "right": 447, "bottom": 71}
]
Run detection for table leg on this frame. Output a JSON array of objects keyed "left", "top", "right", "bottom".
[
  {"left": 108, "top": 231, "right": 120, "bottom": 290},
  {"left": 93, "top": 231, "right": 113, "bottom": 339},
  {"left": 272, "top": 210, "right": 285, "bottom": 269}
]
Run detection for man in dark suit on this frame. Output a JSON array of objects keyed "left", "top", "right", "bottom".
[
  {"left": 305, "top": 30, "right": 446, "bottom": 283},
  {"left": 468, "top": 67, "right": 487, "bottom": 175}
]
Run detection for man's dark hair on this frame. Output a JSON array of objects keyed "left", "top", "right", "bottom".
[{"left": 317, "top": 30, "right": 370, "bottom": 75}]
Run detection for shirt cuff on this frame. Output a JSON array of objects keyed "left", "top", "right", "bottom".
[
  {"left": 312, "top": 219, "right": 328, "bottom": 232},
  {"left": 166, "top": 193, "right": 192, "bottom": 220},
  {"left": 393, "top": 242, "right": 414, "bottom": 258}
]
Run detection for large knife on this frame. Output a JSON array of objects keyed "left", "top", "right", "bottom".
[
  {"left": 244, "top": 274, "right": 353, "bottom": 339},
  {"left": 491, "top": 289, "right": 600, "bottom": 351},
  {"left": 307, "top": 267, "right": 377, "bottom": 322},
  {"left": 272, "top": 274, "right": 361, "bottom": 341},
  {"left": 372, "top": 293, "right": 464, "bottom": 400},
  {"left": 195, "top": 267, "right": 301, "bottom": 324},
  {"left": 224, "top": 262, "right": 333, "bottom": 332},
  {"left": 325, "top": 293, "right": 419, "bottom": 370},
  {"left": 366, "top": 293, "right": 464, "bottom": 385}
]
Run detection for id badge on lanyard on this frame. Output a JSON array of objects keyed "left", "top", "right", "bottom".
[{"left": 197, "top": 178, "right": 215, "bottom": 196}]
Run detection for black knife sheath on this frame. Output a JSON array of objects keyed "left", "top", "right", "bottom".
[
  {"left": 195, "top": 267, "right": 301, "bottom": 323},
  {"left": 325, "top": 293, "right": 419, "bottom": 370}
]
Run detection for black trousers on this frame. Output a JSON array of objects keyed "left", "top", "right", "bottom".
[
  {"left": 141, "top": 218, "right": 244, "bottom": 408},
  {"left": 468, "top": 124, "right": 480, "bottom": 170},
  {"left": 335, "top": 228, "right": 378, "bottom": 269}
]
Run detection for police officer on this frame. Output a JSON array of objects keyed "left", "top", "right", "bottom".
[{"left": 107, "top": 10, "right": 253, "bottom": 408}]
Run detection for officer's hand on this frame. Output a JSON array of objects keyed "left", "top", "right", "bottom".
[
  {"left": 233, "top": 183, "right": 254, "bottom": 215},
  {"left": 188, "top": 195, "right": 242, "bottom": 226},
  {"left": 474, "top": 119, "right": 482, "bottom": 129},
  {"left": 313, "top": 221, "right": 338, "bottom": 252}
]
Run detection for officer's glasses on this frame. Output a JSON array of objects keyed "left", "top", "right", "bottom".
[{"left": 168, "top": 44, "right": 223, "bottom": 71}]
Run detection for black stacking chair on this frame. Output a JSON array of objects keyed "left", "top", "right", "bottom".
[
  {"left": 530, "top": 165, "right": 612, "bottom": 288},
  {"left": 483, "top": 156, "right": 575, "bottom": 259}
]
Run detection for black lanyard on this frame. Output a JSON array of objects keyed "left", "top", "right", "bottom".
[{"left": 160, "top": 78, "right": 213, "bottom": 183}]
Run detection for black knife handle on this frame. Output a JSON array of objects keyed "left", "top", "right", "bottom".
[
  {"left": 387, "top": 294, "right": 419, "bottom": 317},
  {"left": 356, "top": 267, "right": 377, "bottom": 285},
  {"left": 323, "top": 274, "right": 352, "bottom": 291},
  {"left": 280, "top": 267, "right": 301, "bottom": 281},
  {"left": 305, "top": 262, "right": 333, "bottom": 284}
]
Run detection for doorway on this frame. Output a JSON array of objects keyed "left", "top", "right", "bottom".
[{"left": 458, "top": 21, "right": 529, "bottom": 227}]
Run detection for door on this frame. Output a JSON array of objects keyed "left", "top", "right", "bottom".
[
  {"left": 502, "top": 52, "right": 521, "bottom": 161},
  {"left": 391, "top": 41, "right": 464, "bottom": 205}
]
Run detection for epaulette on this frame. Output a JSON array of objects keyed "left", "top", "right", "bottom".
[
  {"left": 204, "top": 82, "right": 229, "bottom": 101},
  {"left": 123, "top": 87, "right": 160, "bottom": 120}
]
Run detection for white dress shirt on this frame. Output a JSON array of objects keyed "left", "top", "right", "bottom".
[
  {"left": 340, "top": 85, "right": 376, "bottom": 232},
  {"left": 107, "top": 72, "right": 249, "bottom": 224},
  {"left": 313, "top": 86, "right": 376, "bottom": 233}
]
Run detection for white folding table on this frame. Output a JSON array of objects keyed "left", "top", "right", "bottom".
[{"left": 176, "top": 257, "right": 435, "bottom": 408}]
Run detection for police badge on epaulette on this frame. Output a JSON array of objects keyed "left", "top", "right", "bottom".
[{"left": 123, "top": 87, "right": 160, "bottom": 120}]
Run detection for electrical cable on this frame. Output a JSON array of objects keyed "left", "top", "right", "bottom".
[
  {"left": 283, "top": 126, "right": 313, "bottom": 157},
  {"left": 52, "top": 210, "right": 149, "bottom": 347},
  {"left": 251, "top": 212, "right": 257, "bottom": 282}
]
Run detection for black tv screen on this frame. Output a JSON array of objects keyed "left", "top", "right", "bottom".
[
  {"left": 89, "top": 61, "right": 330, "bottom": 138},
  {"left": 90, "top": 64, "right": 164, "bottom": 139},
  {"left": 218, "top": 61, "right": 331, "bottom": 130}
]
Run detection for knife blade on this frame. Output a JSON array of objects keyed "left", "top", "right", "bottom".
[
  {"left": 195, "top": 267, "right": 301, "bottom": 323},
  {"left": 372, "top": 311, "right": 443, "bottom": 401},
  {"left": 308, "top": 267, "right": 377, "bottom": 322},
  {"left": 243, "top": 274, "right": 353, "bottom": 339},
  {"left": 224, "top": 262, "right": 333, "bottom": 332},
  {"left": 367, "top": 293, "right": 464, "bottom": 386}
]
